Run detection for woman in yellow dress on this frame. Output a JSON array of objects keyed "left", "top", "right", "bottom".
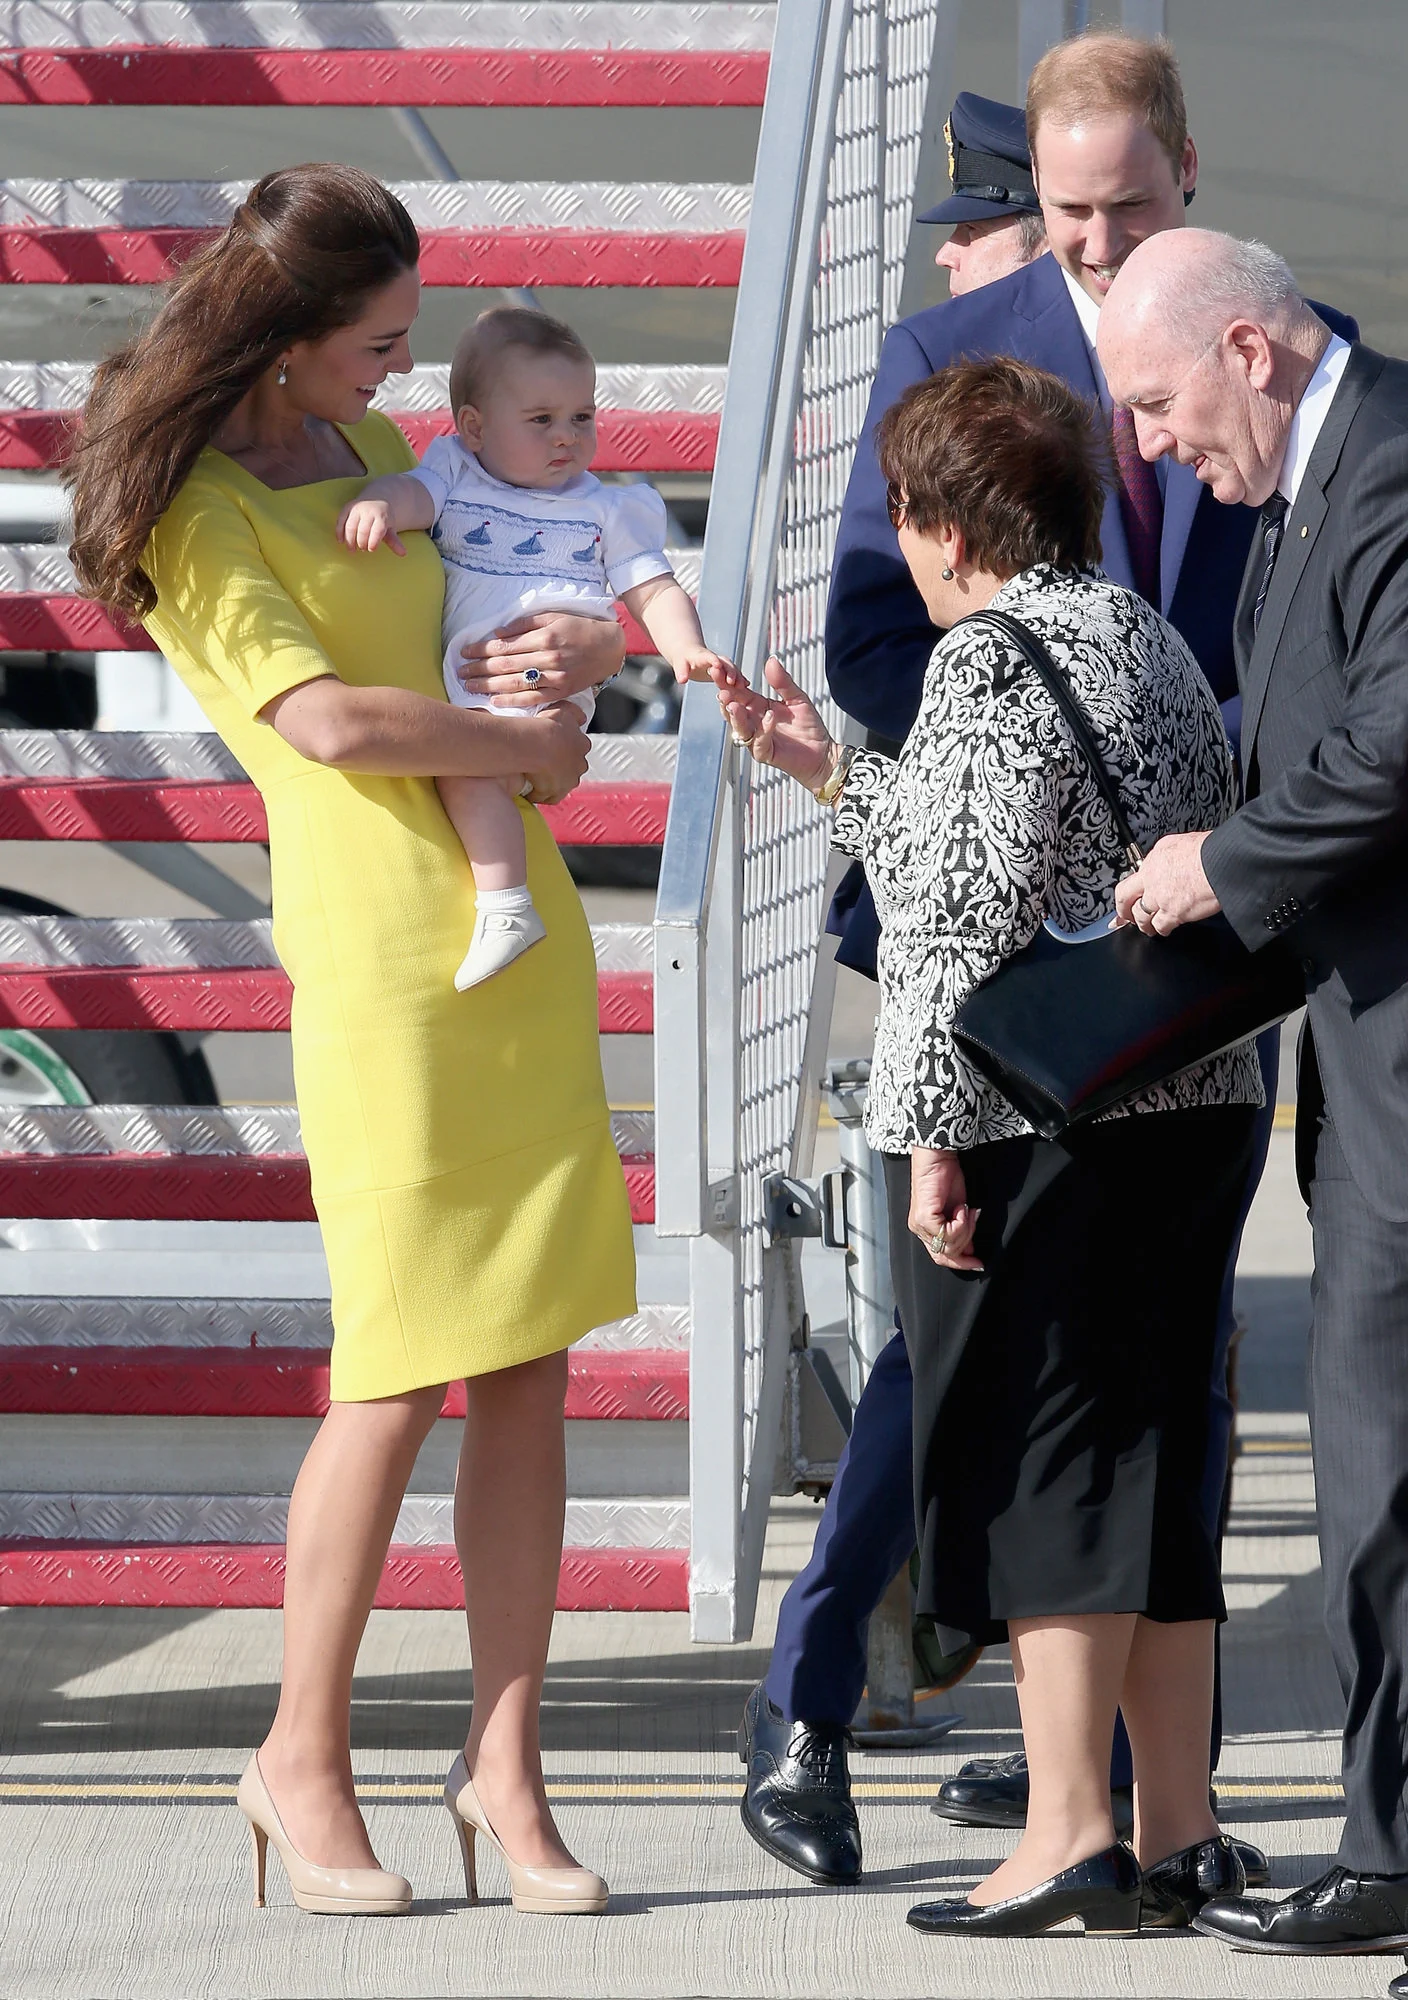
[{"left": 68, "top": 164, "right": 636, "bottom": 1917}]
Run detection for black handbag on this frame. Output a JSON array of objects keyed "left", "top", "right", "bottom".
[{"left": 951, "top": 609, "right": 1303, "bottom": 1139}]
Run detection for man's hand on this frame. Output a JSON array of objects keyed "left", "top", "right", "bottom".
[
  {"left": 518, "top": 703, "right": 591, "bottom": 805},
  {"left": 1113, "top": 831, "right": 1220, "bottom": 935},
  {"left": 457, "top": 612, "right": 626, "bottom": 708},
  {"left": 908, "top": 1147, "right": 983, "bottom": 1273}
]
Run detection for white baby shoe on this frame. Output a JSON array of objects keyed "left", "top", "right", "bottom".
[{"left": 454, "top": 906, "right": 548, "bottom": 990}]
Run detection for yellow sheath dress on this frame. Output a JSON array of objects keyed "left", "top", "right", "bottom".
[{"left": 142, "top": 411, "right": 637, "bottom": 1399}]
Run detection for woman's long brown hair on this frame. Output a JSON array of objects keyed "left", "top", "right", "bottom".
[{"left": 67, "top": 162, "right": 419, "bottom": 617}]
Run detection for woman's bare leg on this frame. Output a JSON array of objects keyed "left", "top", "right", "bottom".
[
  {"left": 1119, "top": 1615, "right": 1220, "bottom": 1866},
  {"left": 258, "top": 1384, "right": 446, "bottom": 1867},
  {"left": 455, "top": 1347, "right": 579, "bottom": 1869},
  {"left": 970, "top": 1613, "right": 1136, "bottom": 1905}
]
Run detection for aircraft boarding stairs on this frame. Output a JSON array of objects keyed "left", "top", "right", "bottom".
[{"left": 0, "top": 0, "right": 783, "bottom": 1616}]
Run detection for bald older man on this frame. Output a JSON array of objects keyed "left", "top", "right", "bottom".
[{"left": 1101, "top": 229, "right": 1408, "bottom": 1956}]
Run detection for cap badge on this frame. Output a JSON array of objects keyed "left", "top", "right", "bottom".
[{"left": 943, "top": 117, "right": 957, "bottom": 185}]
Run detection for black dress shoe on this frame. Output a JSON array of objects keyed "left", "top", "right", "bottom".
[
  {"left": 1141, "top": 1834, "right": 1245, "bottom": 1928},
  {"left": 737, "top": 1683, "right": 861, "bottom": 1886},
  {"left": 1194, "top": 1866, "right": 1408, "bottom": 1954},
  {"left": 907, "top": 1841, "right": 1142, "bottom": 1938},
  {"left": 931, "top": 1751, "right": 1135, "bottom": 1839},
  {"left": 1232, "top": 1839, "right": 1270, "bottom": 1889},
  {"left": 1388, "top": 1968, "right": 1408, "bottom": 1996}
]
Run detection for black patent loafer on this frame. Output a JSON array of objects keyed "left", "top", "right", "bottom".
[
  {"left": 931, "top": 1750, "right": 1134, "bottom": 1838},
  {"left": 1141, "top": 1833, "right": 1245, "bottom": 1928},
  {"left": 1194, "top": 1866, "right": 1408, "bottom": 1954},
  {"left": 908, "top": 1841, "right": 1142, "bottom": 1938},
  {"left": 737, "top": 1683, "right": 861, "bottom": 1886},
  {"left": 1387, "top": 1968, "right": 1408, "bottom": 1996},
  {"left": 1234, "top": 1839, "right": 1270, "bottom": 1889}
]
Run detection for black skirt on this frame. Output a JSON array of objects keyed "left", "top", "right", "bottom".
[{"left": 885, "top": 1105, "right": 1257, "bottom": 1655}]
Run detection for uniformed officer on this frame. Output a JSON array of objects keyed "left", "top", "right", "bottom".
[{"left": 924, "top": 91, "right": 1048, "bottom": 297}]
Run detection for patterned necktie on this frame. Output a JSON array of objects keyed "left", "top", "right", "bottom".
[
  {"left": 1110, "top": 402, "right": 1163, "bottom": 607},
  {"left": 1252, "top": 491, "right": 1290, "bottom": 634}
]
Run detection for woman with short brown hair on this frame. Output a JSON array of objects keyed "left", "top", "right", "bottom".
[{"left": 718, "top": 356, "right": 1262, "bottom": 1939}]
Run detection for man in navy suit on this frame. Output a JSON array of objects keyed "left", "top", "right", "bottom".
[{"left": 740, "top": 28, "right": 1357, "bottom": 1890}]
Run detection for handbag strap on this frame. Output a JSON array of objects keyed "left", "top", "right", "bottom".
[{"left": 974, "top": 606, "right": 1144, "bottom": 866}]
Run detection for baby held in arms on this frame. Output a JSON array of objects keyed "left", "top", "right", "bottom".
[{"left": 339, "top": 305, "right": 732, "bottom": 990}]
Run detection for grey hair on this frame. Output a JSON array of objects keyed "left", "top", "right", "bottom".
[
  {"left": 1015, "top": 210, "right": 1048, "bottom": 262},
  {"left": 1162, "top": 233, "right": 1306, "bottom": 347}
]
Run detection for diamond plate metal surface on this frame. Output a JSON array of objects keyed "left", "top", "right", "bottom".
[
  {"left": 0, "top": 1102, "right": 651, "bottom": 1161},
  {"left": 0, "top": 916, "right": 278, "bottom": 970},
  {"left": 0, "top": 542, "right": 699, "bottom": 597},
  {"left": 0, "top": 729, "right": 242, "bottom": 782},
  {"left": 0, "top": 916, "right": 650, "bottom": 975},
  {"left": 0, "top": 1490, "right": 690, "bottom": 1548},
  {"left": 0, "top": 1104, "right": 301, "bottom": 1158},
  {"left": 0, "top": 361, "right": 727, "bottom": 415},
  {"left": 0, "top": 1296, "right": 690, "bottom": 1350},
  {"left": 0, "top": 180, "right": 752, "bottom": 233},
  {"left": 0, "top": 4, "right": 775, "bottom": 52},
  {"left": 0, "top": 728, "right": 671, "bottom": 785}
]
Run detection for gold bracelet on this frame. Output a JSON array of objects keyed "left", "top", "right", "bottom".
[{"left": 812, "top": 742, "right": 855, "bottom": 806}]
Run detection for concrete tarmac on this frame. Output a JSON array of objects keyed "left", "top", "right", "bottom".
[{"left": 0, "top": 1135, "right": 1380, "bottom": 2000}]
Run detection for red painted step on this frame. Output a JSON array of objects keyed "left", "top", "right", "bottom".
[
  {"left": 0, "top": 46, "right": 769, "bottom": 109},
  {"left": 0, "top": 1542, "right": 689, "bottom": 1611},
  {"left": 0, "top": 597, "right": 664, "bottom": 669},
  {"left": 0, "top": 226, "right": 744, "bottom": 288},
  {"left": 0, "top": 1153, "right": 655, "bottom": 1224},
  {"left": 0, "top": 405, "right": 719, "bottom": 473},
  {"left": 0, "top": 964, "right": 654, "bottom": 1034},
  {"left": 0, "top": 1347, "right": 688, "bottom": 1420},
  {"left": 0, "top": 774, "right": 669, "bottom": 845}
]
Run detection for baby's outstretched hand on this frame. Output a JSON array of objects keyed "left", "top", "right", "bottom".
[
  {"left": 337, "top": 498, "right": 405, "bottom": 556},
  {"left": 673, "top": 646, "right": 738, "bottom": 688}
]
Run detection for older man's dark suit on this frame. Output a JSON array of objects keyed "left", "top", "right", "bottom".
[{"left": 1202, "top": 342, "right": 1408, "bottom": 1874}]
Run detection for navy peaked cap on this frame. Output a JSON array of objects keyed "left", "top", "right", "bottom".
[{"left": 918, "top": 91, "right": 1040, "bottom": 224}]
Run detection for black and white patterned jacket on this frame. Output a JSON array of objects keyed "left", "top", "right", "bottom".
[{"left": 831, "top": 564, "right": 1265, "bottom": 1153}]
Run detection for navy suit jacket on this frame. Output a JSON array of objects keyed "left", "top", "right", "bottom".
[{"left": 825, "top": 250, "right": 1357, "bottom": 976}]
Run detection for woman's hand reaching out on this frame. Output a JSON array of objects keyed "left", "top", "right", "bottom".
[
  {"left": 712, "top": 656, "right": 836, "bottom": 792},
  {"left": 909, "top": 1147, "right": 983, "bottom": 1273}
]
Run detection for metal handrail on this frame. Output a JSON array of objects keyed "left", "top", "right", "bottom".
[{"left": 654, "top": 0, "right": 950, "bottom": 1641}]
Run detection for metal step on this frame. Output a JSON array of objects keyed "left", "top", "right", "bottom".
[
  {"left": 0, "top": 180, "right": 749, "bottom": 288},
  {"left": 0, "top": 732, "right": 672, "bottom": 840},
  {"left": 0, "top": 1293, "right": 690, "bottom": 1350},
  {"left": 0, "top": 4, "right": 775, "bottom": 54},
  {"left": 0, "top": 362, "right": 727, "bottom": 472},
  {"left": 0, "top": 1410, "right": 688, "bottom": 1498},
  {"left": 0, "top": 1103, "right": 656, "bottom": 1223},
  {"left": 0, "top": 916, "right": 654, "bottom": 1033}
]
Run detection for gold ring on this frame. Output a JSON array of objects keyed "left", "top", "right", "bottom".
[{"left": 929, "top": 1225, "right": 948, "bottom": 1255}]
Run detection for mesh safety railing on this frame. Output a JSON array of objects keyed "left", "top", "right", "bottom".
[{"left": 655, "top": 0, "right": 949, "bottom": 1641}]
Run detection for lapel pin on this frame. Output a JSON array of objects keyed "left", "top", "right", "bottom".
[{"left": 1301, "top": 525, "right": 1308, "bottom": 537}]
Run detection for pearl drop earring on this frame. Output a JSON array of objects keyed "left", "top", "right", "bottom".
[
  {"left": 277, "top": 360, "right": 289, "bottom": 387},
  {"left": 941, "top": 566, "right": 954, "bottom": 580}
]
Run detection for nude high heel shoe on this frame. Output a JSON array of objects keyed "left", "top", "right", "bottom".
[
  {"left": 444, "top": 1752, "right": 608, "bottom": 1913},
  {"left": 237, "top": 1753, "right": 413, "bottom": 1915}
]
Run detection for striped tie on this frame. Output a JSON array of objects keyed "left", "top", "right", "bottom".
[
  {"left": 1111, "top": 403, "right": 1163, "bottom": 607},
  {"left": 1252, "top": 492, "right": 1290, "bottom": 634}
]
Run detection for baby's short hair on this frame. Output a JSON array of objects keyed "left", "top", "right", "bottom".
[{"left": 448, "top": 306, "right": 594, "bottom": 416}]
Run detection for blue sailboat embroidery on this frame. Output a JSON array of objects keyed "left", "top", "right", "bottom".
[
  {"left": 462, "top": 520, "right": 492, "bottom": 546},
  {"left": 512, "top": 530, "right": 545, "bottom": 556},
  {"left": 571, "top": 532, "right": 602, "bottom": 564}
]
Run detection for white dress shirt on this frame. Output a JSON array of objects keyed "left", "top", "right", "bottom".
[
  {"left": 1278, "top": 332, "right": 1352, "bottom": 506},
  {"left": 1062, "top": 264, "right": 1168, "bottom": 496}
]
